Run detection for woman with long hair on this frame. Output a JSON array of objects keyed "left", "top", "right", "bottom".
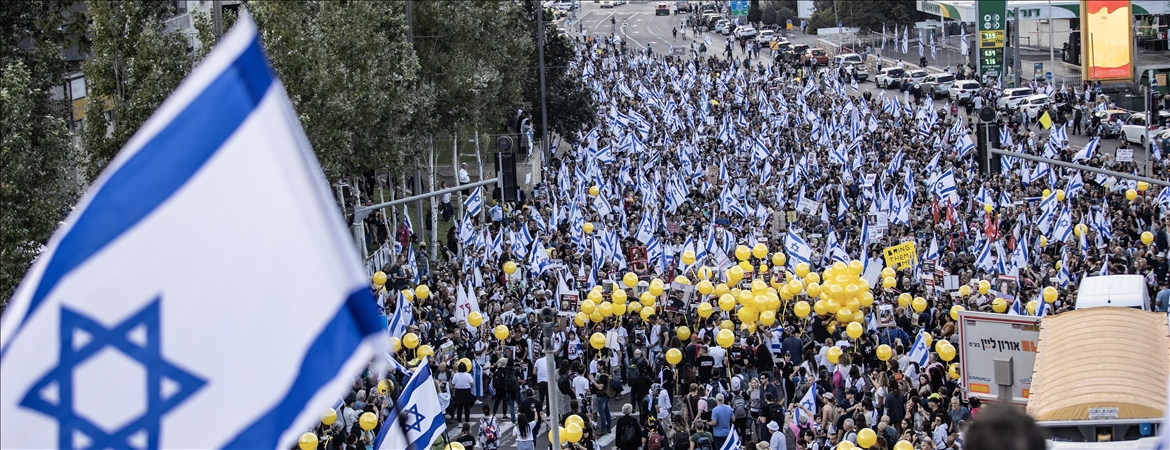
[{"left": 513, "top": 412, "right": 535, "bottom": 450}]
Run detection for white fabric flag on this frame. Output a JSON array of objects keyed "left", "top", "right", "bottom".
[
  {"left": 374, "top": 358, "right": 448, "bottom": 450},
  {"left": 0, "top": 15, "right": 384, "bottom": 450}
]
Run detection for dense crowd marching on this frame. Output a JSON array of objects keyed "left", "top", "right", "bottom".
[{"left": 323, "top": 20, "right": 1170, "bottom": 450}]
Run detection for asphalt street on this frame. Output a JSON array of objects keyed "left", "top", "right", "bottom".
[{"left": 563, "top": 1, "right": 1153, "bottom": 170}]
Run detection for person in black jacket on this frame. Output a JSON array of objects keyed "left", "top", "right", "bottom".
[{"left": 614, "top": 404, "right": 644, "bottom": 450}]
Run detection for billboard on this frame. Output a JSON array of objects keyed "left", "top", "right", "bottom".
[
  {"left": 977, "top": 0, "right": 1007, "bottom": 80},
  {"left": 1081, "top": 0, "right": 1134, "bottom": 81},
  {"left": 957, "top": 311, "right": 1041, "bottom": 406}
]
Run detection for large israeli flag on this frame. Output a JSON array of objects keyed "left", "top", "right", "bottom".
[
  {"left": 375, "top": 358, "right": 447, "bottom": 450},
  {"left": 785, "top": 229, "right": 814, "bottom": 270},
  {"left": 464, "top": 187, "right": 484, "bottom": 216},
  {"left": 0, "top": 15, "right": 384, "bottom": 450},
  {"left": 907, "top": 332, "right": 931, "bottom": 367}
]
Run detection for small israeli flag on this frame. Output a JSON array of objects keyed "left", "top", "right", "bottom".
[
  {"left": 374, "top": 358, "right": 448, "bottom": 450},
  {"left": 464, "top": 186, "right": 484, "bottom": 216},
  {"left": 907, "top": 332, "right": 931, "bottom": 367},
  {"left": 0, "top": 15, "right": 384, "bottom": 450},
  {"left": 719, "top": 425, "right": 742, "bottom": 450},
  {"left": 387, "top": 291, "right": 414, "bottom": 339}
]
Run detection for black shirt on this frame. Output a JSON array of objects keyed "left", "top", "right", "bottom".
[{"left": 696, "top": 355, "right": 715, "bottom": 383}]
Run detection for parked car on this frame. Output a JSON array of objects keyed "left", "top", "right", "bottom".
[
  {"left": 921, "top": 73, "right": 955, "bottom": 99},
  {"left": 1019, "top": 94, "right": 1052, "bottom": 116},
  {"left": 832, "top": 53, "right": 863, "bottom": 67},
  {"left": 1121, "top": 111, "right": 1170, "bottom": 145},
  {"left": 655, "top": 2, "right": 670, "bottom": 15},
  {"left": 1093, "top": 109, "right": 1131, "bottom": 138},
  {"left": 674, "top": 1, "right": 690, "bottom": 13},
  {"left": 600, "top": 0, "right": 614, "bottom": 7},
  {"left": 847, "top": 63, "right": 869, "bottom": 82},
  {"left": 754, "top": 29, "right": 776, "bottom": 44},
  {"left": 714, "top": 20, "right": 732, "bottom": 35},
  {"left": 876, "top": 67, "right": 905, "bottom": 89},
  {"left": 552, "top": 1, "right": 576, "bottom": 11},
  {"left": 1156, "top": 128, "right": 1170, "bottom": 151},
  {"left": 787, "top": 43, "right": 808, "bottom": 60},
  {"left": 702, "top": 14, "right": 721, "bottom": 28},
  {"left": 734, "top": 25, "right": 758, "bottom": 40},
  {"left": 996, "top": 87, "right": 1034, "bottom": 109},
  {"left": 904, "top": 69, "right": 928, "bottom": 86},
  {"left": 803, "top": 48, "right": 828, "bottom": 66},
  {"left": 949, "top": 80, "right": 981, "bottom": 104},
  {"left": 699, "top": 4, "right": 716, "bottom": 14}
]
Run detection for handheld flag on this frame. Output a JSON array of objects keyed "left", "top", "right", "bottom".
[
  {"left": 719, "top": 425, "right": 742, "bottom": 450},
  {"left": 464, "top": 186, "right": 484, "bottom": 216},
  {"left": 374, "top": 358, "right": 448, "bottom": 450},
  {"left": 0, "top": 15, "right": 385, "bottom": 450}
]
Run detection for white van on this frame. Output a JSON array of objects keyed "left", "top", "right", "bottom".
[{"left": 1074, "top": 275, "right": 1150, "bottom": 310}]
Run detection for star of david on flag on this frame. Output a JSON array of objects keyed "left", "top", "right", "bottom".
[
  {"left": 375, "top": 358, "right": 447, "bottom": 450},
  {"left": 1, "top": 15, "right": 384, "bottom": 449}
]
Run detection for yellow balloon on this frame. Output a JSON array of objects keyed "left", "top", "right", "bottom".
[
  {"left": 467, "top": 311, "right": 484, "bottom": 327},
  {"left": 846, "top": 321, "right": 863, "bottom": 339},
  {"left": 897, "top": 293, "right": 911, "bottom": 308},
  {"left": 698, "top": 302, "right": 714, "bottom": 318},
  {"left": 719, "top": 294, "right": 737, "bottom": 311},
  {"left": 857, "top": 428, "right": 877, "bottom": 448},
  {"left": 573, "top": 312, "right": 587, "bottom": 326},
  {"left": 564, "top": 423, "right": 583, "bottom": 443},
  {"left": 1043, "top": 188, "right": 1052, "bottom": 198},
  {"left": 978, "top": 279, "right": 991, "bottom": 295},
  {"left": 674, "top": 275, "right": 691, "bottom": 285},
  {"left": 549, "top": 426, "right": 568, "bottom": 444},
  {"left": 806, "top": 282, "right": 822, "bottom": 298},
  {"left": 417, "top": 344, "right": 434, "bottom": 358},
  {"left": 1026, "top": 300, "right": 1038, "bottom": 315},
  {"left": 1142, "top": 231, "right": 1155, "bottom": 245},
  {"left": 360, "top": 412, "right": 378, "bottom": 430},
  {"left": 949, "top": 363, "right": 961, "bottom": 380},
  {"left": 720, "top": 319, "right": 734, "bottom": 330},
  {"left": 736, "top": 306, "right": 758, "bottom": 323},
  {"left": 677, "top": 326, "right": 692, "bottom": 341},
  {"left": 735, "top": 245, "right": 751, "bottom": 261},
  {"left": 828, "top": 284, "right": 844, "bottom": 299},
  {"left": 876, "top": 344, "right": 893, "bottom": 361},
  {"left": 299, "top": 432, "right": 319, "bottom": 450},
  {"left": 937, "top": 342, "right": 956, "bottom": 362},
  {"left": 1074, "top": 223, "right": 1087, "bottom": 237},
  {"left": 923, "top": 333, "right": 932, "bottom": 349},
  {"left": 838, "top": 441, "right": 856, "bottom": 450},
  {"left": 845, "top": 297, "right": 861, "bottom": 313},
  {"left": 949, "top": 305, "right": 964, "bottom": 321},
  {"left": 589, "top": 311, "right": 603, "bottom": 323},
  {"left": 958, "top": 285, "right": 972, "bottom": 297},
  {"left": 666, "top": 347, "right": 684, "bottom": 365},
  {"left": 882, "top": 276, "right": 897, "bottom": 289},
  {"left": 590, "top": 332, "right": 606, "bottom": 350},
  {"left": 772, "top": 253, "right": 787, "bottom": 267},
  {"left": 493, "top": 325, "right": 510, "bottom": 340},
  {"left": 611, "top": 288, "right": 627, "bottom": 304},
  {"left": 640, "top": 292, "right": 657, "bottom": 308},
  {"left": 697, "top": 280, "right": 715, "bottom": 295},
  {"left": 403, "top": 332, "right": 420, "bottom": 349},
  {"left": 894, "top": 441, "right": 914, "bottom": 450},
  {"left": 714, "top": 283, "right": 730, "bottom": 297},
  {"left": 587, "top": 289, "right": 603, "bottom": 303},
  {"left": 589, "top": 185, "right": 600, "bottom": 196},
  {"left": 389, "top": 336, "right": 401, "bottom": 353},
  {"left": 813, "top": 300, "right": 828, "bottom": 316},
  {"left": 912, "top": 297, "right": 927, "bottom": 313},
  {"left": 565, "top": 414, "right": 585, "bottom": 430},
  {"left": 751, "top": 279, "right": 768, "bottom": 294},
  {"left": 827, "top": 346, "right": 843, "bottom": 364},
  {"left": 826, "top": 299, "right": 841, "bottom": 314},
  {"left": 716, "top": 329, "right": 735, "bottom": 348},
  {"left": 836, "top": 307, "right": 854, "bottom": 324},
  {"left": 580, "top": 299, "right": 596, "bottom": 314},
  {"left": 415, "top": 284, "right": 430, "bottom": 299},
  {"left": 640, "top": 306, "right": 654, "bottom": 322},
  {"left": 845, "top": 283, "right": 860, "bottom": 299},
  {"left": 626, "top": 304, "right": 641, "bottom": 317},
  {"left": 859, "top": 291, "right": 874, "bottom": 307},
  {"left": 681, "top": 250, "right": 696, "bottom": 265},
  {"left": 754, "top": 294, "right": 769, "bottom": 311},
  {"left": 598, "top": 301, "right": 614, "bottom": 317},
  {"left": 794, "top": 300, "right": 811, "bottom": 318},
  {"left": 759, "top": 310, "right": 777, "bottom": 326},
  {"left": 623, "top": 272, "right": 639, "bottom": 288},
  {"left": 503, "top": 261, "right": 517, "bottom": 274},
  {"left": 848, "top": 260, "right": 864, "bottom": 276},
  {"left": 1043, "top": 286, "right": 1058, "bottom": 303},
  {"left": 612, "top": 302, "right": 627, "bottom": 316},
  {"left": 992, "top": 298, "right": 1007, "bottom": 313},
  {"left": 322, "top": 408, "right": 338, "bottom": 425},
  {"left": 1126, "top": 189, "right": 1138, "bottom": 201},
  {"left": 752, "top": 243, "right": 769, "bottom": 259},
  {"left": 372, "top": 271, "right": 387, "bottom": 286},
  {"left": 1056, "top": 189, "right": 1066, "bottom": 201},
  {"left": 726, "top": 266, "right": 745, "bottom": 283},
  {"left": 881, "top": 267, "right": 896, "bottom": 279},
  {"left": 738, "top": 289, "right": 753, "bottom": 305},
  {"left": 1040, "top": 235, "right": 1048, "bottom": 247},
  {"left": 401, "top": 289, "right": 414, "bottom": 302},
  {"left": 648, "top": 278, "right": 665, "bottom": 296},
  {"left": 794, "top": 262, "right": 811, "bottom": 279},
  {"left": 697, "top": 266, "right": 713, "bottom": 281},
  {"left": 778, "top": 285, "right": 794, "bottom": 300},
  {"left": 984, "top": 203, "right": 994, "bottom": 213}
]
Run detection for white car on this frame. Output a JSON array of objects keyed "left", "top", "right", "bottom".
[
  {"left": 1121, "top": 112, "right": 1170, "bottom": 145},
  {"left": 905, "top": 69, "right": 928, "bottom": 85},
  {"left": 949, "top": 80, "right": 981, "bottom": 103},
  {"left": 1018, "top": 94, "right": 1052, "bottom": 116},
  {"left": 832, "top": 53, "right": 863, "bottom": 66},
  {"left": 996, "top": 87, "right": 1034, "bottom": 109},
  {"left": 553, "top": 0, "right": 575, "bottom": 10},
  {"left": 714, "top": 20, "right": 731, "bottom": 35},
  {"left": 755, "top": 29, "right": 776, "bottom": 44},
  {"left": 734, "top": 25, "right": 758, "bottom": 40},
  {"left": 600, "top": 0, "right": 614, "bottom": 7},
  {"left": 876, "top": 67, "right": 905, "bottom": 89}
]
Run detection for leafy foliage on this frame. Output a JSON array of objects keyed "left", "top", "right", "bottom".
[
  {"left": 80, "top": 0, "right": 198, "bottom": 180},
  {"left": 523, "top": 1, "right": 596, "bottom": 144},
  {"left": 251, "top": 0, "right": 431, "bottom": 180},
  {"left": 0, "top": 1, "right": 80, "bottom": 307},
  {"left": 807, "top": 0, "right": 928, "bottom": 34}
]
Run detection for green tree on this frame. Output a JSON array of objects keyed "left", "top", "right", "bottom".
[
  {"left": 80, "top": 0, "right": 199, "bottom": 180},
  {"left": 251, "top": 0, "right": 431, "bottom": 181},
  {"left": 0, "top": 1, "right": 80, "bottom": 306},
  {"left": 523, "top": 1, "right": 596, "bottom": 144},
  {"left": 748, "top": 0, "right": 762, "bottom": 24},
  {"left": 809, "top": 0, "right": 927, "bottom": 33}
]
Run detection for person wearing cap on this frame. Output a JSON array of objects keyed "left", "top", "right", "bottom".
[{"left": 766, "top": 420, "right": 787, "bottom": 450}]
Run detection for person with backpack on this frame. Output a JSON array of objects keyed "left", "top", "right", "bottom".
[
  {"left": 668, "top": 416, "right": 692, "bottom": 450},
  {"left": 730, "top": 388, "right": 751, "bottom": 439},
  {"left": 592, "top": 366, "right": 615, "bottom": 435},
  {"left": 615, "top": 403, "right": 644, "bottom": 450},
  {"left": 478, "top": 405, "right": 500, "bottom": 450},
  {"left": 690, "top": 421, "right": 716, "bottom": 450}
]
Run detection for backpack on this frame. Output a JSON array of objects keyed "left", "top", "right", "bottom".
[
  {"left": 607, "top": 377, "right": 623, "bottom": 399},
  {"left": 558, "top": 373, "right": 573, "bottom": 396},
  {"left": 647, "top": 431, "right": 663, "bottom": 450},
  {"left": 731, "top": 394, "right": 748, "bottom": 420},
  {"left": 618, "top": 420, "right": 640, "bottom": 446},
  {"left": 671, "top": 431, "right": 691, "bottom": 450},
  {"left": 694, "top": 433, "right": 714, "bottom": 450}
]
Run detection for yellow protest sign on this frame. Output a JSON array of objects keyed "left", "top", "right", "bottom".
[
  {"left": 882, "top": 242, "right": 918, "bottom": 270},
  {"left": 1038, "top": 111, "right": 1052, "bottom": 129}
]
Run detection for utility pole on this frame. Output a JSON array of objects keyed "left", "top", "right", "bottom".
[
  {"left": 1012, "top": 7, "right": 1022, "bottom": 87},
  {"left": 1048, "top": 0, "right": 1054, "bottom": 84},
  {"left": 212, "top": 0, "right": 223, "bottom": 42},
  {"left": 833, "top": 0, "right": 841, "bottom": 47},
  {"left": 536, "top": 4, "right": 550, "bottom": 160}
]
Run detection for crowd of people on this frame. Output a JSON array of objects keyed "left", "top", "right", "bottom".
[{"left": 328, "top": 18, "right": 1170, "bottom": 450}]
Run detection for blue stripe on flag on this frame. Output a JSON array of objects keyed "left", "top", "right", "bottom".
[
  {"left": 226, "top": 288, "right": 382, "bottom": 448},
  {"left": 13, "top": 37, "right": 273, "bottom": 333}
]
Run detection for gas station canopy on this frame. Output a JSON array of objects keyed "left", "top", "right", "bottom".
[{"left": 917, "top": 0, "right": 1169, "bottom": 22}]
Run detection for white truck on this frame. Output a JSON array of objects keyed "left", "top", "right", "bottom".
[{"left": 1075, "top": 275, "right": 1150, "bottom": 310}]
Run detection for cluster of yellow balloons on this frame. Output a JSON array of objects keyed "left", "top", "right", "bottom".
[
  {"left": 803, "top": 260, "right": 875, "bottom": 329},
  {"left": 560, "top": 414, "right": 586, "bottom": 443},
  {"left": 572, "top": 274, "right": 675, "bottom": 327}
]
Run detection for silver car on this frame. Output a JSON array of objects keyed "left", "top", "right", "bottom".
[{"left": 921, "top": 73, "right": 955, "bottom": 99}]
